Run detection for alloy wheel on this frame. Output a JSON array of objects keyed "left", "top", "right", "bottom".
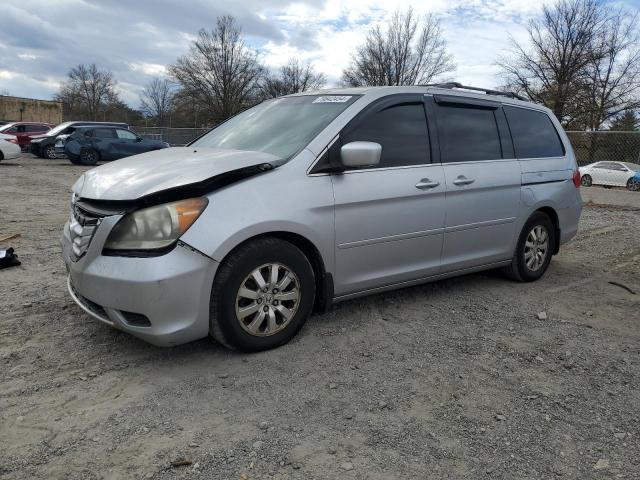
[
  {"left": 82, "top": 150, "right": 97, "bottom": 163},
  {"left": 524, "top": 225, "right": 549, "bottom": 272},
  {"left": 235, "top": 263, "right": 300, "bottom": 337}
]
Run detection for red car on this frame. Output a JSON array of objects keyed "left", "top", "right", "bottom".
[{"left": 0, "top": 122, "right": 54, "bottom": 151}]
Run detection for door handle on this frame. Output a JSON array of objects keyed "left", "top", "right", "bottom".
[
  {"left": 415, "top": 178, "right": 440, "bottom": 190},
  {"left": 453, "top": 175, "right": 475, "bottom": 186}
]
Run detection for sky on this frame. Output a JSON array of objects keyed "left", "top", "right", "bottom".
[{"left": 1, "top": 0, "right": 639, "bottom": 107}]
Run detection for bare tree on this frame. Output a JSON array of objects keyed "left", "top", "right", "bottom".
[
  {"left": 55, "top": 64, "right": 119, "bottom": 120},
  {"left": 261, "top": 58, "right": 326, "bottom": 99},
  {"left": 580, "top": 9, "right": 640, "bottom": 130},
  {"left": 342, "top": 8, "right": 455, "bottom": 87},
  {"left": 139, "top": 77, "right": 175, "bottom": 127},
  {"left": 169, "top": 15, "right": 264, "bottom": 123},
  {"left": 497, "top": 0, "right": 604, "bottom": 126}
]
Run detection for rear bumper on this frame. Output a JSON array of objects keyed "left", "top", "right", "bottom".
[
  {"left": 558, "top": 194, "right": 582, "bottom": 246},
  {"left": 1, "top": 146, "right": 20, "bottom": 160},
  {"left": 61, "top": 218, "right": 219, "bottom": 346}
]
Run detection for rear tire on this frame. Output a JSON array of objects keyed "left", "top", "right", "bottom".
[
  {"left": 78, "top": 148, "right": 99, "bottom": 166},
  {"left": 209, "top": 237, "right": 316, "bottom": 352},
  {"left": 581, "top": 174, "right": 592, "bottom": 187},
  {"left": 504, "top": 212, "right": 555, "bottom": 282},
  {"left": 627, "top": 178, "right": 639, "bottom": 192}
]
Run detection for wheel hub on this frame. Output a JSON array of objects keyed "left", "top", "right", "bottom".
[
  {"left": 524, "top": 225, "right": 549, "bottom": 272},
  {"left": 235, "top": 263, "right": 301, "bottom": 337}
]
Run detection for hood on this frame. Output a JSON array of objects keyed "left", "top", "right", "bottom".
[{"left": 73, "top": 147, "right": 281, "bottom": 201}]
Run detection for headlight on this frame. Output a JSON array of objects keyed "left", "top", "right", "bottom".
[{"left": 104, "top": 197, "right": 208, "bottom": 251}]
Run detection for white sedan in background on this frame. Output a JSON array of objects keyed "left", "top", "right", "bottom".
[
  {"left": 579, "top": 161, "right": 640, "bottom": 191},
  {"left": 0, "top": 132, "right": 21, "bottom": 162}
]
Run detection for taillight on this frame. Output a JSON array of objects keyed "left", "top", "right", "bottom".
[{"left": 572, "top": 169, "right": 581, "bottom": 188}]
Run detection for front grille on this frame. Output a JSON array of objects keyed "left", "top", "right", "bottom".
[{"left": 69, "top": 202, "right": 103, "bottom": 261}]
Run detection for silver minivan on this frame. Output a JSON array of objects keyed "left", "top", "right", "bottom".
[{"left": 61, "top": 84, "right": 582, "bottom": 351}]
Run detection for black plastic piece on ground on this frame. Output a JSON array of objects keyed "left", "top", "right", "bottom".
[{"left": 0, "top": 247, "right": 21, "bottom": 269}]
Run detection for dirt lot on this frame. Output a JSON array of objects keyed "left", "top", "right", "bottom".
[{"left": 1, "top": 155, "right": 639, "bottom": 480}]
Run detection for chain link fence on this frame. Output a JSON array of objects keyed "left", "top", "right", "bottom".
[
  {"left": 566, "top": 131, "right": 640, "bottom": 167},
  {"left": 132, "top": 126, "right": 640, "bottom": 166},
  {"left": 132, "top": 127, "right": 210, "bottom": 146}
]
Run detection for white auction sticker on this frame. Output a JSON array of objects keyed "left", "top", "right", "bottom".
[{"left": 312, "top": 96, "right": 352, "bottom": 103}]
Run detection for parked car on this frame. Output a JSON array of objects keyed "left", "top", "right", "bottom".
[
  {"left": 0, "top": 122, "right": 53, "bottom": 151},
  {"left": 30, "top": 121, "right": 128, "bottom": 159},
  {"left": 0, "top": 132, "right": 21, "bottom": 162},
  {"left": 579, "top": 161, "right": 640, "bottom": 191},
  {"left": 57, "top": 126, "right": 169, "bottom": 165},
  {"left": 629, "top": 170, "right": 640, "bottom": 192},
  {"left": 62, "top": 84, "right": 582, "bottom": 351}
]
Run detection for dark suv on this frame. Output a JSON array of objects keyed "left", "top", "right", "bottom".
[
  {"left": 59, "top": 126, "right": 169, "bottom": 165},
  {"left": 30, "top": 121, "right": 128, "bottom": 159}
]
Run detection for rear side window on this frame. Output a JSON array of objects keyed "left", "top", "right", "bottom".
[
  {"left": 436, "top": 105, "right": 502, "bottom": 162},
  {"left": 342, "top": 103, "right": 430, "bottom": 168},
  {"left": 597, "top": 162, "right": 625, "bottom": 171},
  {"left": 93, "top": 128, "right": 116, "bottom": 138},
  {"left": 504, "top": 106, "right": 565, "bottom": 158}
]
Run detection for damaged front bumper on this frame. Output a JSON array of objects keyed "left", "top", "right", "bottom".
[{"left": 61, "top": 213, "right": 218, "bottom": 347}]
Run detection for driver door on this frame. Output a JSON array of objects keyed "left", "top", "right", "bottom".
[{"left": 330, "top": 95, "right": 446, "bottom": 296}]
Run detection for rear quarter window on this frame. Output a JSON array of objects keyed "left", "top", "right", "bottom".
[{"left": 504, "top": 106, "right": 565, "bottom": 158}]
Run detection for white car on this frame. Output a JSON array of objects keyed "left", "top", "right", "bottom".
[
  {"left": 579, "top": 161, "right": 640, "bottom": 191},
  {"left": 0, "top": 132, "right": 21, "bottom": 162}
]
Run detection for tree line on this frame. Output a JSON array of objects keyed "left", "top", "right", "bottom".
[{"left": 55, "top": 1, "right": 639, "bottom": 131}]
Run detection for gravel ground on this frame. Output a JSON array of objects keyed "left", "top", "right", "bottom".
[
  {"left": 1, "top": 155, "right": 639, "bottom": 480},
  {"left": 581, "top": 187, "right": 640, "bottom": 209}
]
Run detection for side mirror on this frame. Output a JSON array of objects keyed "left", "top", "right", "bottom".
[
  {"left": 340, "top": 141, "right": 382, "bottom": 169},
  {"left": 136, "top": 137, "right": 143, "bottom": 142}
]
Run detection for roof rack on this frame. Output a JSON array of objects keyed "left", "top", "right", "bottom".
[{"left": 422, "top": 82, "right": 528, "bottom": 102}]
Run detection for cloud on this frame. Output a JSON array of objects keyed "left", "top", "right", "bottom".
[{"left": 0, "top": 0, "right": 637, "bottom": 106}]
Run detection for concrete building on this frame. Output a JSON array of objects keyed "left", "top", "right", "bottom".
[{"left": 0, "top": 95, "right": 63, "bottom": 124}]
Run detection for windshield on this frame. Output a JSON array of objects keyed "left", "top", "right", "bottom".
[
  {"left": 0, "top": 123, "right": 16, "bottom": 132},
  {"left": 190, "top": 95, "right": 358, "bottom": 160},
  {"left": 44, "top": 122, "right": 74, "bottom": 137}
]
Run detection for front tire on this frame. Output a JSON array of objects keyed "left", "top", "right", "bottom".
[
  {"left": 44, "top": 145, "right": 57, "bottom": 159},
  {"left": 627, "top": 178, "right": 639, "bottom": 192},
  {"left": 78, "top": 148, "right": 99, "bottom": 166},
  {"left": 581, "top": 174, "right": 592, "bottom": 187},
  {"left": 505, "top": 212, "right": 555, "bottom": 282},
  {"left": 209, "top": 238, "right": 316, "bottom": 352}
]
